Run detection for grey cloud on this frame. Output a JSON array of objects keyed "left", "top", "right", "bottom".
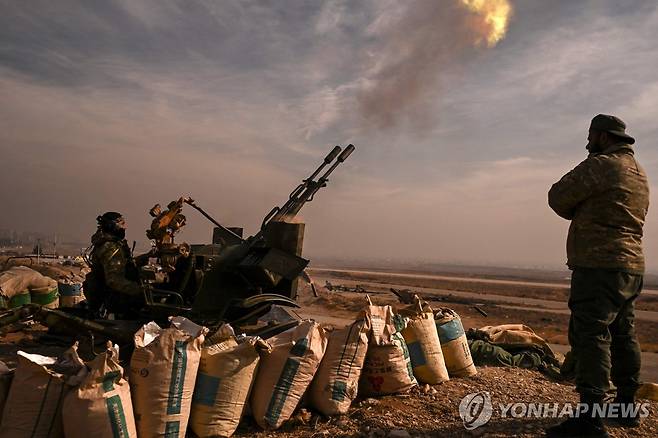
[{"left": 3, "top": 1, "right": 658, "bottom": 270}]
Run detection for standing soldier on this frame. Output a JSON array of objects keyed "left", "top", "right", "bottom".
[
  {"left": 83, "top": 212, "right": 146, "bottom": 317},
  {"left": 547, "top": 115, "right": 649, "bottom": 437}
]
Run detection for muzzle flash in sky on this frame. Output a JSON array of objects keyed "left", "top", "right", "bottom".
[{"left": 460, "top": 0, "right": 513, "bottom": 47}]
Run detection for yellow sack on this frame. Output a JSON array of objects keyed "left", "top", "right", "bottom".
[
  {"left": 399, "top": 296, "right": 449, "bottom": 384},
  {"left": 434, "top": 308, "right": 477, "bottom": 377},
  {"left": 63, "top": 345, "right": 137, "bottom": 438},
  {"left": 309, "top": 317, "right": 369, "bottom": 415},
  {"left": 130, "top": 318, "right": 207, "bottom": 438},
  {"left": 0, "top": 350, "right": 83, "bottom": 438},
  {"left": 250, "top": 320, "right": 327, "bottom": 430},
  {"left": 359, "top": 298, "right": 417, "bottom": 396},
  {"left": 29, "top": 281, "right": 59, "bottom": 309},
  {"left": 0, "top": 266, "right": 57, "bottom": 309},
  {"left": 190, "top": 324, "right": 269, "bottom": 437}
]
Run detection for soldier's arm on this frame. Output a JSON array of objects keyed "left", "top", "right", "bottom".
[
  {"left": 548, "top": 158, "right": 603, "bottom": 220},
  {"left": 98, "top": 244, "right": 144, "bottom": 296}
]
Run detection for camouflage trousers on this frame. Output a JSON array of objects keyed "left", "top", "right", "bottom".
[{"left": 568, "top": 267, "right": 642, "bottom": 398}]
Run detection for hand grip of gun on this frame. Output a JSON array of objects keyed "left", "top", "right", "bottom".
[{"left": 260, "top": 144, "right": 355, "bottom": 230}]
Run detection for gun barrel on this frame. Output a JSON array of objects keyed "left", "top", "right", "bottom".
[
  {"left": 336, "top": 144, "right": 355, "bottom": 162},
  {"left": 261, "top": 144, "right": 355, "bottom": 229},
  {"left": 319, "top": 143, "right": 355, "bottom": 181},
  {"left": 324, "top": 145, "right": 342, "bottom": 163}
]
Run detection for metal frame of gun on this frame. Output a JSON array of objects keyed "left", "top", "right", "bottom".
[
  {"left": 259, "top": 144, "right": 355, "bottom": 231},
  {"left": 175, "top": 145, "right": 355, "bottom": 246}
]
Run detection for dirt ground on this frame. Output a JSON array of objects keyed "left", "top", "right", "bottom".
[
  {"left": 232, "top": 366, "right": 658, "bottom": 437},
  {"left": 2, "top": 265, "right": 658, "bottom": 437},
  {"left": 307, "top": 269, "right": 658, "bottom": 353},
  {"left": 309, "top": 269, "right": 658, "bottom": 313}
]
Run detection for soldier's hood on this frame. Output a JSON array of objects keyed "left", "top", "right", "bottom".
[
  {"left": 599, "top": 142, "right": 634, "bottom": 156},
  {"left": 91, "top": 229, "right": 122, "bottom": 246}
]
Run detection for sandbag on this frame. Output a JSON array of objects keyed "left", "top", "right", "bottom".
[
  {"left": 309, "top": 318, "right": 369, "bottom": 415},
  {"left": 63, "top": 345, "right": 137, "bottom": 438},
  {"left": 6, "top": 292, "right": 31, "bottom": 308},
  {"left": 30, "top": 281, "right": 59, "bottom": 309},
  {"left": 190, "top": 325, "right": 269, "bottom": 437},
  {"left": 130, "top": 318, "right": 207, "bottom": 438},
  {"left": 399, "top": 297, "right": 449, "bottom": 384},
  {"left": 58, "top": 282, "right": 84, "bottom": 307},
  {"left": 250, "top": 320, "right": 327, "bottom": 430},
  {"left": 479, "top": 324, "right": 554, "bottom": 355},
  {"left": 359, "top": 300, "right": 417, "bottom": 396},
  {"left": 0, "top": 348, "right": 84, "bottom": 438},
  {"left": 0, "top": 266, "right": 51, "bottom": 295},
  {"left": 434, "top": 308, "right": 477, "bottom": 377},
  {"left": 0, "top": 266, "right": 54, "bottom": 308},
  {"left": 0, "top": 362, "right": 12, "bottom": 427}
]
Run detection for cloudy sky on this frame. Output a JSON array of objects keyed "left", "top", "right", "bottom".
[{"left": 2, "top": 0, "right": 658, "bottom": 271}]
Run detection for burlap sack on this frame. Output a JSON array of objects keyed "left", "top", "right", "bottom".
[
  {"left": 0, "top": 362, "right": 12, "bottom": 427},
  {"left": 398, "top": 297, "right": 449, "bottom": 384},
  {"left": 58, "top": 282, "right": 84, "bottom": 307},
  {"left": 434, "top": 308, "right": 477, "bottom": 377},
  {"left": 190, "top": 325, "right": 270, "bottom": 437},
  {"left": 479, "top": 324, "right": 552, "bottom": 353},
  {"left": 250, "top": 320, "right": 327, "bottom": 430},
  {"left": 63, "top": 345, "right": 137, "bottom": 438},
  {"left": 0, "top": 266, "right": 55, "bottom": 309},
  {"left": 129, "top": 318, "right": 207, "bottom": 438},
  {"left": 0, "top": 266, "right": 49, "bottom": 295},
  {"left": 359, "top": 299, "right": 417, "bottom": 396},
  {"left": 29, "top": 279, "right": 59, "bottom": 309},
  {"left": 0, "top": 351, "right": 78, "bottom": 438},
  {"left": 309, "top": 318, "right": 369, "bottom": 415}
]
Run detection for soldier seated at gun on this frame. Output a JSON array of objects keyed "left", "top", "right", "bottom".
[{"left": 83, "top": 212, "right": 151, "bottom": 318}]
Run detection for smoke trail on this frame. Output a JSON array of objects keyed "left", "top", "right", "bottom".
[{"left": 355, "top": 0, "right": 513, "bottom": 130}]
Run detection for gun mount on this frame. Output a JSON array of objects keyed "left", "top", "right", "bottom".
[
  {"left": 120, "top": 145, "right": 356, "bottom": 330},
  {"left": 0, "top": 144, "right": 355, "bottom": 350}
]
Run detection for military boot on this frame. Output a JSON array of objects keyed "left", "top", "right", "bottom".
[
  {"left": 545, "top": 394, "right": 609, "bottom": 438},
  {"left": 607, "top": 395, "right": 641, "bottom": 427}
]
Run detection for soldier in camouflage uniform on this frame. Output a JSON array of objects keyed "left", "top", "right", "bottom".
[
  {"left": 84, "top": 212, "right": 146, "bottom": 317},
  {"left": 547, "top": 114, "right": 649, "bottom": 437}
]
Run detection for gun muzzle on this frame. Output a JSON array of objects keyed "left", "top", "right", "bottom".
[
  {"left": 337, "top": 144, "right": 355, "bottom": 162},
  {"left": 324, "top": 145, "right": 342, "bottom": 163}
]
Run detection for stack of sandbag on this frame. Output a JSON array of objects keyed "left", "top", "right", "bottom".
[
  {"left": 309, "top": 316, "right": 370, "bottom": 415},
  {"left": 434, "top": 308, "right": 477, "bottom": 377},
  {"left": 359, "top": 298, "right": 417, "bottom": 396},
  {"left": 0, "top": 266, "right": 58, "bottom": 309},
  {"left": 4, "top": 261, "right": 86, "bottom": 284},
  {"left": 129, "top": 317, "right": 207, "bottom": 438},
  {"left": 0, "top": 266, "right": 40, "bottom": 308},
  {"left": 398, "top": 296, "right": 449, "bottom": 384},
  {"left": 190, "top": 324, "right": 270, "bottom": 437},
  {"left": 0, "top": 346, "right": 86, "bottom": 438},
  {"left": 250, "top": 320, "right": 327, "bottom": 430},
  {"left": 0, "top": 362, "right": 12, "bottom": 426},
  {"left": 62, "top": 344, "right": 137, "bottom": 438}
]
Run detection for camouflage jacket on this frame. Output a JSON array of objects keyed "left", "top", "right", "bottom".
[
  {"left": 89, "top": 230, "right": 142, "bottom": 296},
  {"left": 548, "top": 143, "right": 649, "bottom": 273}
]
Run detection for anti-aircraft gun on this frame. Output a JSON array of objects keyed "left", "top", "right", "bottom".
[
  {"left": 132, "top": 144, "right": 356, "bottom": 329},
  {"left": 0, "top": 144, "right": 355, "bottom": 346}
]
